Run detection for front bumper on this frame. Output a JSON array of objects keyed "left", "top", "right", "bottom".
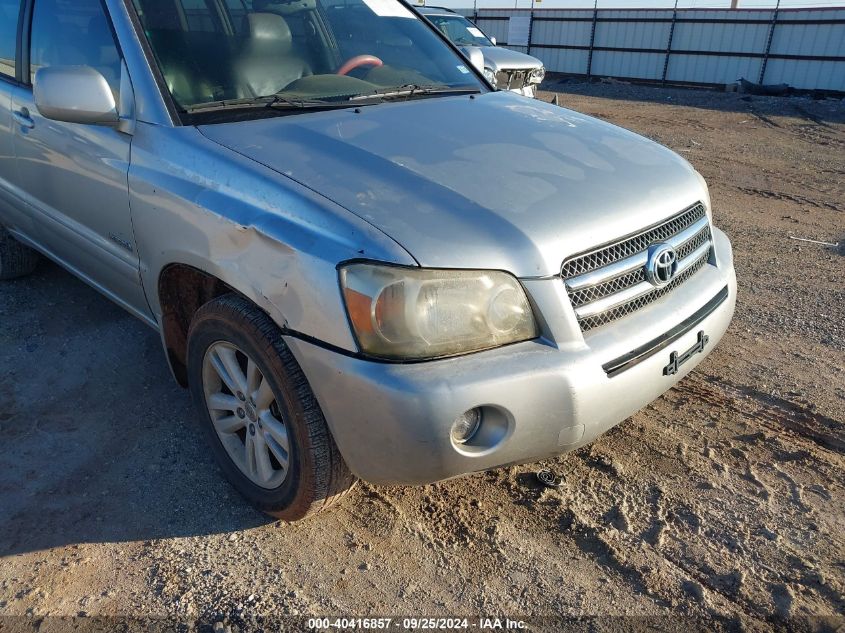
[
  {"left": 508, "top": 84, "right": 537, "bottom": 98},
  {"left": 287, "top": 229, "right": 736, "bottom": 485}
]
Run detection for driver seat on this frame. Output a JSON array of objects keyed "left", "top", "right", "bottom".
[{"left": 237, "top": 13, "right": 312, "bottom": 97}]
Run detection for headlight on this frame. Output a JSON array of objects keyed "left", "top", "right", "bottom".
[
  {"left": 529, "top": 67, "right": 545, "bottom": 85},
  {"left": 483, "top": 68, "right": 497, "bottom": 87},
  {"left": 339, "top": 263, "right": 538, "bottom": 360}
]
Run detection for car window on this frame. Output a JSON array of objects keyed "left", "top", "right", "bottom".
[
  {"left": 428, "top": 15, "right": 491, "bottom": 48},
  {"left": 132, "top": 0, "right": 483, "bottom": 112},
  {"left": 29, "top": 0, "right": 122, "bottom": 97},
  {"left": 182, "top": 0, "right": 222, "bottom": 32},
  {"left": 0, "top": 0, "right": 21, "bottom": 79},
  {"left": 224, "top": 0, "right": 249, "bottom": 27}
]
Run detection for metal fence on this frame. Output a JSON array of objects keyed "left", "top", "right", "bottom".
[{"left": 465, "top": 7, "right": 845, "bottom": 91}]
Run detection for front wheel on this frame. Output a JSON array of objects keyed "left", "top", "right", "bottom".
[{"left": 186, "top": 294, "right": 356, "bottom": 521}]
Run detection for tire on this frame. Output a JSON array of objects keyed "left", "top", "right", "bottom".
[
  {"left": 187, "top": 293, "right": 356, "bottom": 521},
  {"left": 0, "top": 227, "right": 40, "bottom": 280}
]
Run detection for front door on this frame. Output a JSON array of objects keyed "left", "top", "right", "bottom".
[
  {"left": 0, "top": 0, "right": 29, "bottom": 234},
  {"left": 11, "top": 0, "right": 150, "bottom": 319}
]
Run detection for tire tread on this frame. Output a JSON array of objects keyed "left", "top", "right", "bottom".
[{"left": 189, "top": 294, "right": 356, "bottom": 520}]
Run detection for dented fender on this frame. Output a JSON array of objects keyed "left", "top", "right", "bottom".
[{"left": 129, "top": 123, "right": 416, "bottom": 354}]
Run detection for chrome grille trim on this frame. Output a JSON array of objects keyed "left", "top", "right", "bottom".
[
  {"left": 568, "top": 223, "right": 711, "bottom": 308},
  {"left": 560, "top": 203, "right": 713, "bottom": 332},
  {"left": 566, "top": 215, "right": 709, "bottom": 292},
  {"left": 574, "top": 240, "right": 712, "bottom": 320},
  {"left": 561, "top": 203, "right": 707, "bottom": 279},
  {"left": 578, "top": 253, "right": 710, "bottom": 332}
]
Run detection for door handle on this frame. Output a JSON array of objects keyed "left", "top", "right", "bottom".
[{"left": 13, "top": 108, "right": 35, "bottom": 129}]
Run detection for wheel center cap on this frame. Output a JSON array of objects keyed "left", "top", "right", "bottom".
[{"left": 245, "top": 403, "right": 257, "bottom": 421}]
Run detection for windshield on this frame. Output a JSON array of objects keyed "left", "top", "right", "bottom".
[
  {"left": 131, "top": 0, "right": 484, "bottom": 113},
  {"left": 425, "top": 14, "right": 492, "bottom": 48}
]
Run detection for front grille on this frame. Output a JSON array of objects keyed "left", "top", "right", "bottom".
[
  {"left": 562, "top": 203, "right": 713, "bottom": 333},
  {"left": 568, "top": 266, "right": 647, "bottom": 308},
  {"left": 495, "top": 69, "right": 528, "bottom": 90},
  {"left": 577, "top": 255, "right": 709, "bottom": 332},
  {"left": 561, "top": 204, "right": 705, "bottom": 278}
]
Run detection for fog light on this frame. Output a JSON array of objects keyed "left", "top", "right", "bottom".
[{"left": 451, "top": 408, "right": 482, "bottom": 444}]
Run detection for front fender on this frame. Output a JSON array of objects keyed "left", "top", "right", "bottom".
[{"left": 128, "top": 123, "right": 416, "bottom": 352}]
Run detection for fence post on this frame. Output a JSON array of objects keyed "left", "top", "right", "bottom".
[
  {"left": 758, "top": 1, "right": 780, "bottom": 84},
  {"left": 527, "top": 10, "right": 534, "bottom": 56},
  {"left": 661, "top": 3, "right": 678, "bottom": 85},
  {"left": 586, "top": 6, "right": 598, "bottom": 79}
]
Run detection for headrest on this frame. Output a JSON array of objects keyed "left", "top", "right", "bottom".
[{"left": 244, "top": 13, "right": 292, "bottom": 55}]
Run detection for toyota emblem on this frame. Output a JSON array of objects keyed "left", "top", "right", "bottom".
[{"left": 646, "top": 243, "right": 678, "bottom": 287}]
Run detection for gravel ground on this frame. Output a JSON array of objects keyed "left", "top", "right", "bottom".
[{"left": 1, "top": 82, "right": 843, "bottom": 632}]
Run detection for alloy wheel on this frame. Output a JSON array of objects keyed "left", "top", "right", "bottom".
[{"left": 201, "top": 341, "right": 291, "bottom": 489}]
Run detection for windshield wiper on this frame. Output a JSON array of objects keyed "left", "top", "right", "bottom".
[
  {"left": 184, "top": 94, "right": 354, "bottom": 114},
  {"left": 348, "top": 84, "right": 481, "bottom": 102},
  {"left": 184, "top": 85, "right": 480, "bottom": 114}
]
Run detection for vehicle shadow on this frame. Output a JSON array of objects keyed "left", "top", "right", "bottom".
[
  {"left": 0, "top": 261, "right": 272, "bottom": 557},
  {"left": 541, "top": 76, "right": 845, "bottom": 126}
]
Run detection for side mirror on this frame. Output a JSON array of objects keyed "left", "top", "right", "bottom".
[
  {"left": 34, "top": 66, "right": 119, "bottom": 126},
  {"left": 490, "top": 36, "right": 497, "bottom": 46},
  {"left": 460, "top": 46, "right": 485, "bottom": 73}
]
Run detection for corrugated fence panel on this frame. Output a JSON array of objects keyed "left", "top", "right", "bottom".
[
  {"left": 665, "top": 9, "right": 771, "bottom": 84},
  {"left": 764, "top": 12, "right": 845, "bottom": 89},
  {"left": 595, "top": 11, "right": 672, "bottom": 50},
  {"left": 770, "top": 24, "right": 845, "bottom": 58},
  {"left": 593, "top": 51, "right": 666, "bottom": 80},
  {"left": 672, "top": 12, "right": 772, "bottom": 54},
  {"left": 534, "top": 48, "right": 589, "bottom": 75},
  {"left": 529, "top": 9, "right": 593, "bottom": 74},
  {"left": 465, "top": 7, "right": 845, "bottom": 91},
  {"left": 474, "top": 16, "right": 509, "bottom": 46},
  {"left": 532, "top": 16, "right": 593, "bottom": 48},
  {"left": 765, "top": 59, "right": 844, "bottom": 90},
  {"left": 666, "top": 53, "right": 763, "bottom": 85}
]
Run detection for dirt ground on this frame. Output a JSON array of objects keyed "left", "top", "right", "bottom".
[{"left": 1, "top": 82, "right": 843, "bottom": 632}]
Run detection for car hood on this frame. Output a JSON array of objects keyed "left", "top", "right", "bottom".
[
  {"left": 477, "top": 46, "right": 543, "bottom": 71},
  {"left": 198, "top": 91, "right": 706, "bottom": 278}
]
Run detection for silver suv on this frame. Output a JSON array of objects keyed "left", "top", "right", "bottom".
[
  {"left": 0, "top": 0, "right": 735, "bottom": 521},
  {"left": 415, "top": 6, "right": 545, "bottom": 97}
]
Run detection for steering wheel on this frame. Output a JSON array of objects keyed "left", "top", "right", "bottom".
[{"left": 337, "top": 55, "right": 384, "bottom": 76}]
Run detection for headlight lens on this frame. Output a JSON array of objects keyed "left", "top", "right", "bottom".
[
  {"left": 340, "top": 264, "right": 538, "bottom": 360},
  {"left": 483, "top": 68, "right": 497, "bottom": 87},
  {"left": 529, "top": 67, "right": 545, "bottom": 85}
]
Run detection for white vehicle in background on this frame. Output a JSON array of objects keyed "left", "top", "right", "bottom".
[{"left": 416, "top": 6, "right": 545, "bottom": 97}]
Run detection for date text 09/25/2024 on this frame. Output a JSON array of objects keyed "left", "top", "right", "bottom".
[{"left": 307, "top": 617, "right": 529, "bottom": 630}]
